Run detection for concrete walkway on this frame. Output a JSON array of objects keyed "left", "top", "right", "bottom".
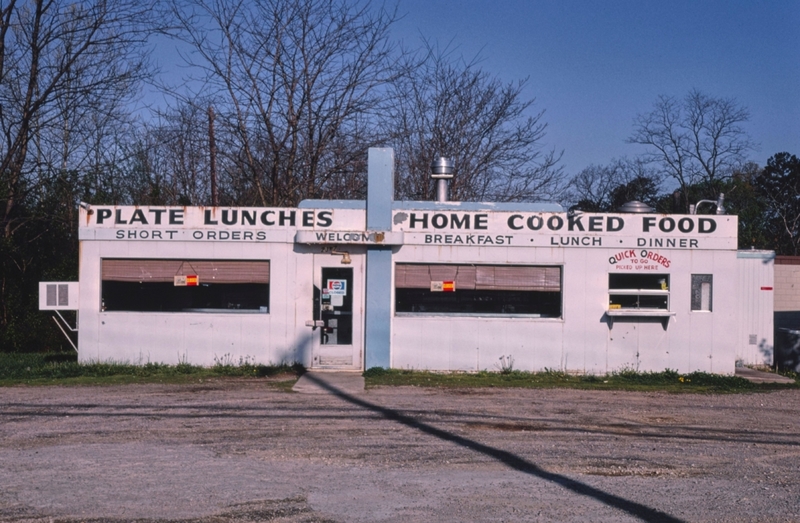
[
  {"left": 292, "top": 371, "right": 365, "bottom": 394},
  {"left": 735, "top": 366, "right": 796, "bottom": 384}
]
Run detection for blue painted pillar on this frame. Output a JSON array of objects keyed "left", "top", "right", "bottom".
[{"left": 365, "top": 148, "right": 394, "bottom": 369}]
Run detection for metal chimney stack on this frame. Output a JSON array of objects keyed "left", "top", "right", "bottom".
[{"left": 431, "top": 157, "right": 454, "bottom": 202}]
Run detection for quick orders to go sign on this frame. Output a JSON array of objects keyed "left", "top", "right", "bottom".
[{"left": 610, "top": 249, "right": 671, "bottom": 268}]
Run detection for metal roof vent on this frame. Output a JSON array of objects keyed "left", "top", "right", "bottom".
[
  {"left": 617, "top": 200, "right": 654, "bottom": 213},
  {"left": 431, "top": 157, "right": 454, "bottom": 202}
]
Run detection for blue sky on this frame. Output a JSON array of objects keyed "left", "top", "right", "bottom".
[
  {"left": 149, "top": 0, "right": 799, "bottom": 176},
  {"left": 388, "top": 0, "right": 800, "bottom": 174}
]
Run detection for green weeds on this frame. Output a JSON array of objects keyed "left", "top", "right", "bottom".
[
  {"left": 0, "top": 352, "right": 303, "bottom": 386},
  {"left": 363, "top": 367, "right": 798, "bottom": 393}
]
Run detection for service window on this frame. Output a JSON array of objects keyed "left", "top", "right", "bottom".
[
  {"left": 608, "top": 273, "right": 669, "bottom": 310},
  {"left": 691, "top": 274, "right": 713, "bottom": 311},
  {"left": 395, "top": 264, "right": 562, "bottom": 317},
  {"left": 101, "top": 259, "right": 269, "bottom": 313}
]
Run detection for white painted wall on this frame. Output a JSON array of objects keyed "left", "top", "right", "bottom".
[
  {"left": 78, "top": 239, "right": 314, "bottom": 366},
  {"left": 390, "top": 246, "right": 739, "bottom": 375}
]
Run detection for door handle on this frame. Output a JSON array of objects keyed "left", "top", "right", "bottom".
[{"left": 305, "top": 320, "right": 325, "bottom": 328}]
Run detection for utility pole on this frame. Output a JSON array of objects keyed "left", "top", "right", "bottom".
[{"left": 208, "top": 105, "right": 218, "bottom": 206}]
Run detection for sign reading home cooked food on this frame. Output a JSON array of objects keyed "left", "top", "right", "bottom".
[{"left": 79, "top": 206, "right": 737, "bottom": 250}]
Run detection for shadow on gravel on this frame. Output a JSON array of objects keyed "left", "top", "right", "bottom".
[
  {"left": 4, "top": 399, "right": 798, "bottom": 447},
  {"left": 304, "top": 373, "right": 685, "bottom": 523}
]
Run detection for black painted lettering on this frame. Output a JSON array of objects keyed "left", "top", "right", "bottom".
[
  {"left": 410, "top": 213, "right": 428, "bottom": 229},
  {"left": 129, "top": 209, "right": 148, "bottom": 224},
  {"left": 278, "top": 210, "right": 295, "bottom": 226},
  {"left": 607, "top": 216, "right": 624, "bottom": 231},
  {"left": 431, "top": 213, "right": 448, "bottom": 229},
  {"left": 150, "top": 209, "right": 165, "bottom": 224},
  {"left": 698, "top": 218, "right": 716, "bottom": 233},
  {"left": 241, "top": 210, "right": 256, "bottom": 225},
  {"left": 568, "top": 214, "right": 585, "bottom": 231},
  {"left": 450, "top": 214, "right": 469, "bottom": 229},
  {"left": 221, "top": 209, "right": 237, "bottom": 225},
  {"left": 527, "top": 216, "right": 543, "bottom": 230},
  {"left": 316, "top": 211, "right": 332, "bottom": 227},
  {"left": 97, "top": 209, "right": 112, "bottom": 224},
  {"left": 508, "top": 215, "right": 523, "bottom": 230},
  {"left": 261, "top": 210, "right": 275, "bottom": 225},
  {"left": 547, "top": 215, "right": 564, "bottom": 231},
  {"left": 169, "top": 209, "right": 184, "bottom": 225}
]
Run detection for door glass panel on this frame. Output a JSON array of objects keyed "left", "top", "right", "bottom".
[{"left": 319, "top": 267, "right": 353, "bottom": 345}]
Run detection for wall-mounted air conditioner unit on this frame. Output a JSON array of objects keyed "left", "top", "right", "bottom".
[{"left": 39, "top": 282, "right": 79, "bottom": 310}]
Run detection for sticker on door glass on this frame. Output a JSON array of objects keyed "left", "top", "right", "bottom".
[{"left": 326, "top": 279, "right": 347, "bottom": 296}]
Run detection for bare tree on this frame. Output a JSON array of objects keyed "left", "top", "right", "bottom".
[
  {"left": 628, "top": 89, "right": 755, "bottom": 210},
  {"left": 0, "top": 0, "right": 156, "bottom": 236},
  {"left": 167, "top": 0, "right": 399, "bottom": 206},
  {"left": 0, "top": 0, "right": 156, "bottom": 346},
  {"left": 566, "top": 158, "right": 662, "bottom": 211},
  {"left": 386, "top": 45, "right": 563, "bottom": 203}
]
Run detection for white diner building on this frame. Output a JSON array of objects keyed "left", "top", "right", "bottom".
[{"left": 42, "top": 149, "right": 775, "bottom": 374}]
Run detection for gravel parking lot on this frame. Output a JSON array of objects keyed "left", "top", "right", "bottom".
[{"left": 1, "top": 379, "right": 799, "bottom": 522}]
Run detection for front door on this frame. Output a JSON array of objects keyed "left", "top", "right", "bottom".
[{"left": 311, "top": 254, "right": 364, "bottom": 370}]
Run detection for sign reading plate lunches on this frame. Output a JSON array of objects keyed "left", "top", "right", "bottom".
[{"left": 79, "top": 206, "right": 738, "bottom": 250}]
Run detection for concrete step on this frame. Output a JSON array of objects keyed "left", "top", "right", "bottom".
[
  {"left": 735, "top": 367, "right": 796, "bottom": 384},
  {"left": 292, "top": 371, "right": 365, "bottom": 394}
]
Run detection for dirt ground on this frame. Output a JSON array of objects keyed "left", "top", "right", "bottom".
[{"left": 1, "top": 379, "right": 799, "bottom": 523}]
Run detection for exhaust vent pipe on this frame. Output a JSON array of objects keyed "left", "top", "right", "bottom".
[{"left": 431, "top": 157, "right": 454, "bottom": 202}]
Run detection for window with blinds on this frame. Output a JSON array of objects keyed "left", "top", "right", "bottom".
[
  {"left": 101, "top": 259, "right": 270, "bottom": 313},
  {"left": 395, "top": 263, "right": 562, "bottom": 316}
]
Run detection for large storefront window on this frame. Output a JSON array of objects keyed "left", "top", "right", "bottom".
[
  {"left": 395, "top": 264, "right": 562, "bottom": 317},
  {"left": 101, "top": 259, "right": 270, "bottom": 313}
]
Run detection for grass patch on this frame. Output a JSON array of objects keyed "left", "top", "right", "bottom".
[
  {"left": 363, "top": 367, "right": 799, "bottom": 393},
  {"left": 0, "top": 352, "right": 304, "bottom": 386}
]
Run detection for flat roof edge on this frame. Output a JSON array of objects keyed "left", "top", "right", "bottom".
[
  {"left": 737, "top": 250, "right": 776, "bottom": 259},
  {"left": 298, "top": 199, "right": 366, "bottom": 209},
  {"left": 298, "top": 199, "right": 564, "bottom": 212},
  {"left": 392, "top": 201, "right": 563, "bottom": 212}
]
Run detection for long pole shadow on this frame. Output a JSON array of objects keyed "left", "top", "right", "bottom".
[{"left": 304, "top": 373, "right": 685, "bottom": 523}]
